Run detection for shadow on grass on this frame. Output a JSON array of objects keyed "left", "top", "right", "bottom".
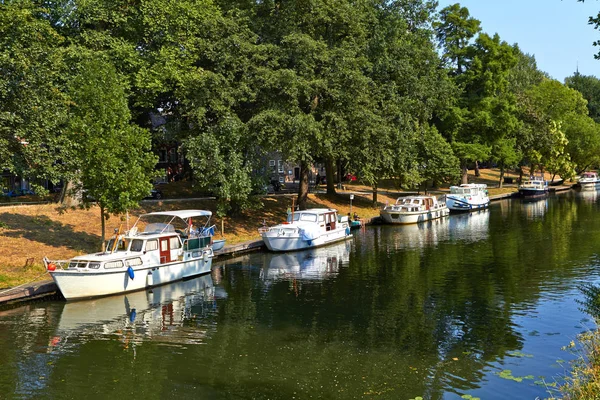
[{"left": 0, "top": 212, "right": 101, "bottom": 254}]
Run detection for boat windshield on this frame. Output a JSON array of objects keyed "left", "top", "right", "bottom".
[
  {"left": 106, "top": 238, "right": 128, "bottom": 252},
  {"left": 292, "top": 213, "right": 318, "bottom": 222}
]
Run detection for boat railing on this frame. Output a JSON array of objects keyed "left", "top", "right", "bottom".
[{"left": 43, "top": 257, "right": 70, "bottom": 270}]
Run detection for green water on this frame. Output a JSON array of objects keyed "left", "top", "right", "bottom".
[{"left": 1, "top": 191, "right": 600, "bottom": 399}]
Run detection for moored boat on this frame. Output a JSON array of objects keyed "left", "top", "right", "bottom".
[
  {"left": 259, "top": 208, "right": 352, "bottom": 252},
  {"left": 44, "top": 210, "right": 218, "bottom": 300},
  {"left": 380, "top": 195, "right": 449, "bottom": 224},
  {"left": 578, "top": 171, "right": 600, "bottom": 191},
  {"left": 445, "top": 184, "right": 490, "bottom": 212},
  {"left": 518, "top": 176, "right": 549, "bottom": 197}
]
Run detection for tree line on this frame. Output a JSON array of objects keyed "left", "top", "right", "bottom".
[{"left": 2, "top": 0, "right": 600, "bottom": 232}]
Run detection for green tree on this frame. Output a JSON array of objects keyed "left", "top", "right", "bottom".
[
  {"left": 67, "top": 53, "right": 157, "bottom": 245},
  {"left": 0, "top": 1, "right": 71, "bottom": 191},
  {"left": 565, "top": 72, "right": 600, "bottom": 123},
  {"left": 434, "top": 3, "right": 481, "bottom": 74}
]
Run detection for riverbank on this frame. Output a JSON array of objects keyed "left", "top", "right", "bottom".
[{"left": 0, "top": 167, "right": 573, "bottom": 295}]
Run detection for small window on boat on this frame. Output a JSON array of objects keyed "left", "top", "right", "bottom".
[
  {"left": 105, "top": 260, "right": 124, "bottom": 269},
  {"left": 130, "top": 239, "right": 144, "bottom": 252},
  {"left": 69, "top": 261, "right": 87, "bottom": 269},
  {"left": 169, "top": 236, "right": 181, "bottom": 249},
  {"left": 161, "top": 240, "right": 169, "bottom": 251},
  {"left": 146, "top": 240, "right": 158, "bottom": 251},
  {"left": 299, "top": 213, "right": 317, "bottom": 222},
  {"left": 318, "top": 215, "right": 325, "bottom": 222},
  {"left": 126, "top": 258, "right": 143, "bottom": 267},
  {"left": 88, "top": 262, "right": 101, "bottom": 269}
]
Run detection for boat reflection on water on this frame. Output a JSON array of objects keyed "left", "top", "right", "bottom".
[
  {"left": 50, "top": 273, "right": 223, "bottom": 351},
  {"left": 521, "top": 196, "right": 548, "bottom": 219},
  {"left": 447, "top": 209, "right": 490, "bottom": 242},
  {"left": 258, "top": 240, "right": 352, "bottom": 282},
  {"left": 385, "top": 210, "right": 490, "bottom": 250},
  {"left": 577, "top": 189, "right": 599, "bottom": 203}
]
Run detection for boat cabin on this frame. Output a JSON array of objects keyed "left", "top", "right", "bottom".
[
  {"left": 449, "top": 184, "right": 487, "bottom": 196},
  {"left": 581, "top": 172, "right": 599, "bottom": 180},
  {"left": 287, "top": 209, "right": 338, "bottom": 231}
]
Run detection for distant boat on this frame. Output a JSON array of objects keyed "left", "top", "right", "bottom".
[
  {"left": 259, "top": 208, "right": 352, "bottom": 252},
  {"left": 380, "top": 195, "right": 449, "bottom": 224},
  {"left": 578, "top": 171, "right": 600, "bottom": 191},
  {"left": 44, "top": 210, "right": 217, "bottom": 300},
  {"left": 445, "top": 184, "right": 490, "bottom": 212},
  {"left": 518, "top": 176, "right": 549, "bottom": 197}
]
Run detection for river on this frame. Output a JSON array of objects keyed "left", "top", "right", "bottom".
[{"left": 1, "top": 190, "right": 599, "bottom": 399}]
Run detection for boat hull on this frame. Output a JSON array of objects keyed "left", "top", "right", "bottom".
[
  {"left": 579, "top": 181, "right": 600, "bottom": 191},
  {"left": 446, "top": 196, "right": 490, "bottom": 212},
  {"left": 51, "top": 254, "right": 213, "bottom": 300},
  {"left": 262, "top": 228, "right": 351, "bottom": 252},
  {"left": 380, "top": 208, "right": 449, "bottom": 224},
  {"left": 519, "top": 188, "right": 548, "bottom": 197}
]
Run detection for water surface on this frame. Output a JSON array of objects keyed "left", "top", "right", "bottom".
[{"left": 1, "top": 191, "right": 599, "bottom": 399}]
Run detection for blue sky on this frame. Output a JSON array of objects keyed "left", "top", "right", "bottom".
[{"left": 436, "top": 0, "right": 600, "bottom": 82}]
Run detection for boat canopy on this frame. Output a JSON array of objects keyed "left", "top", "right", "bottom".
[{"left": 141, "top": 210, "right": 212, "bottom": 219}]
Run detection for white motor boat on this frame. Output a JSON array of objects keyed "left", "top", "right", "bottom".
[
  {"left": 380, "top": 195, "right": 449, "bottom": 224},
  {"left": 259, "top": 208, "right": 352, "bottom": 252},
  {"left": 578, "top": 171, "right": 600, "bottom": 191},
  {"left": 445, "top": 184, "right": 490, "bottom": 212},
  {"left": 518, "top": 176, "right": 548, "bottom": 197},
  {"left": 44, "top": 210, "right": 218, "bottom": 300}
]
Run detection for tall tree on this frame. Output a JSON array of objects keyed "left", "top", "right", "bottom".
[
  {"left": 67, "top": 53, "right": 157, "bottom": 246},
  {"left": 0, "top": 1, "right": 71, "bottom": 191},
  {"left": 565, "top": 72, "right": 600, "bottom": 123}
]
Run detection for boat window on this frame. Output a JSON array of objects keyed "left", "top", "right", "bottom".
[
  {"left": 126, "top": 258, "right": 143, "bottom": 267},
  {"left": 161, "top": 239, "right": 169, "bottom": 251},
  {"left": 69, "top": 261, "right": 87, "bottom": 269},
  {"left": 88, "top": 262, "right": 101, "bottom": 269},
  {"left": 130, "top": 239, "right": 144, "bottom": 252},
  {"left": 318, "top": 215, "right": 325, "bottom": 223},
  {"left": 105, "top": 260, "right": 124, "bottom": 269},
  {"left": 106, "top": 238, "right": 127, "bottom": 252},
  {"left": 412, "top": 199, "right": 420, "bottom": 204},
  {"left": 294, "top": 213, "right": 317, "bottom": 222},
  {"left": 146, "top": 240, "right": 158, "bottom": 251},
  {"left": 169, "top": 236, "right": 181, "bottom": 249}
]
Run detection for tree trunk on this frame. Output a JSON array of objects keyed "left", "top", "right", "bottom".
[
  {"left": 100, "top": 205, "right": 106, "bottom": 251},
  {"left": 325, "top": 157, "right": 336, "bottom": 195},
  {"left": 475, "top": 160, "right": 480, "bottom": 177},
  {"left": 519, "top": 166, "right": 524, "bottom": 184},
  {"left": 461, "top": 164, "right": 469, "bottom": 185},
  {"left": 551, "top": 173, "right": 556, "bottom": 183},
  {"left": 297, "top": 161, "right": 309, "bottom": 210},
  {"left": 372, "top": 182, "right": 378, "bottom": 206},
  {"left": 60, "top": 180, "right": 80, "bottom": 207},
  {"left": 499, "top": 163, "right": 505, "bottom": 188}
]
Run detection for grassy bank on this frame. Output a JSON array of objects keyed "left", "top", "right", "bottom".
[{"left": 557, "top": 328, "right": 600, "bottom": 399}]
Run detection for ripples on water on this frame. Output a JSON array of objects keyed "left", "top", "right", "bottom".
[{"left": 1, "top": 191, "right": 600, "bottom": 399}]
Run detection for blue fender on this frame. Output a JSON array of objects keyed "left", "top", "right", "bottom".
[{"left": 127, "top": 266, "right": 135, "bottom": 280}]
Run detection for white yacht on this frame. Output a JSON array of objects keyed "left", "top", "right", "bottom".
[
  {"left": 259, "top": 208, "right": 351, "bottom": 252},
  {"left": 578, "top": 171, "right": 600, "bottom": 191},
  {"left": 445, "top": 184, "right": 490, "bottom": 212},
  {"left": 380, "top": 195, "right": 449, "bottom": 224},
  {"left": 518, "top": 176, "right": 548, "bottom": 197},
  {"left": 44, "top": 210, "right": 217, "bottom": 300}
]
